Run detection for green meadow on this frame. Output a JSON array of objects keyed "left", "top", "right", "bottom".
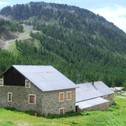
[{"left": 0, "top": 94, "right": 126, "bottom": 126}]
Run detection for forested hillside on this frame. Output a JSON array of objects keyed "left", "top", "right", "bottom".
[{"left": 1, "top": 2, "right": 126, "bottom": 87}]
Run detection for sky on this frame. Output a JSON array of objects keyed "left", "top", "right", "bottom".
[{"left": 0, "top": 0, "right": 126, "bottom": 32}]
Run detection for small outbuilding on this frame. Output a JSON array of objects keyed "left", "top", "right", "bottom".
[{"left": 76, "top": 81, "right": 114, "bottom": 111}]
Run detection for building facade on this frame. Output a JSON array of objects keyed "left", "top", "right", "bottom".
[{"left": 0, "top": 65, "right": 76, "bottom": 115}]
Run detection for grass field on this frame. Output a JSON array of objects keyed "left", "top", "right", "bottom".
[{"left": 0, "top": 94, "right": 126, "bottom": 126}]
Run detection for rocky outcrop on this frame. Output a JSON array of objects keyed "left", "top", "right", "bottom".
[{"left": 0, "top": 31, "right": 16, "bottom": 48}]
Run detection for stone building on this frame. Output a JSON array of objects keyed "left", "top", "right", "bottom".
[
  {"left": 76, "top": 81, "right": 114, "bottom": 112},
  {"left": 0, "top": 65, "right": 76, "bottom": 115}
]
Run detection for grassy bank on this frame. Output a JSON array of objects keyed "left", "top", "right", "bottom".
[{"left": 0, "top": 94, "right": 126, "bottom": 126}]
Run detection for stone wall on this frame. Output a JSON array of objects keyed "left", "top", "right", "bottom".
[
  {"left": 42, "top": 89, "right": 75, "bottom": 115},
  {"left": 79, "top": 102, "right": 109, "bottom": 111},
  {"left": 0, "top": 84, "right": 75, "bottom": 115},
  {"left": 102, "top": 94, "right": 114, "bottom": 105},
  {"left": 0, "top": 84, "right": 42, "bottom": 114}
]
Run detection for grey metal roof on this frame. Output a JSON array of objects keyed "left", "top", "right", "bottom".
[
  {"left": 76, "top": 81, "right": 114, "bottom": 102},
  {"left": 76, "top": 97, "right": 109, "bottom": 110},
  {"left": 12, "top": 65, "right": 76, "bottom": 92}
]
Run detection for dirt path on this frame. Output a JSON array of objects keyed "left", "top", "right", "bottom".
[{"left": 3, "top": 24, "right": 39, "bottom": 49}]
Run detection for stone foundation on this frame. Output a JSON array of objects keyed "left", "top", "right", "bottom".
[{"left": 102, "top": 94, "right": 114, "bottom": 105}]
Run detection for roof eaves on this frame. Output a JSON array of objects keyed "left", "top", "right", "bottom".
[{"left": 44, "top": 87, "right": 76, "bottom": 92}]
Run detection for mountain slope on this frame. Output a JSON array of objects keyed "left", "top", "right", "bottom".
[
  {"left": 1, "top": 2, "right": 126, "bottom": 87},
  {"left": 0, "top": 17, "right": 23, "bottom": 48}
]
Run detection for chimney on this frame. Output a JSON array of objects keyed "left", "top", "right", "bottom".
[
  {"left": 92, "top": 80, "right": 97, "bottom": 89},
  {"left": 92, "top": 80, "right": 94, "bottom": 86}
]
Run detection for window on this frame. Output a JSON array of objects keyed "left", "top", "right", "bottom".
[
  {"left": 59, "top": 108, "right": 65, "bottom": 115},
  {"left": 59, "top": 92, "right": 64, "bottom": 102},
  {"left": 25, "top": 79, "right": 31, "bottom": 88},
  {"left": 0, "top": 77, "right": 4, "bottom": 86},
  {"left": 66, "top": 91, "right": 72, "bottom": 101},
  {"left": 28, "top": 94, "right": 36, "bottom": 104},
  {"left": 7, "top": 92, "right": 12, "bottom": 102}
]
